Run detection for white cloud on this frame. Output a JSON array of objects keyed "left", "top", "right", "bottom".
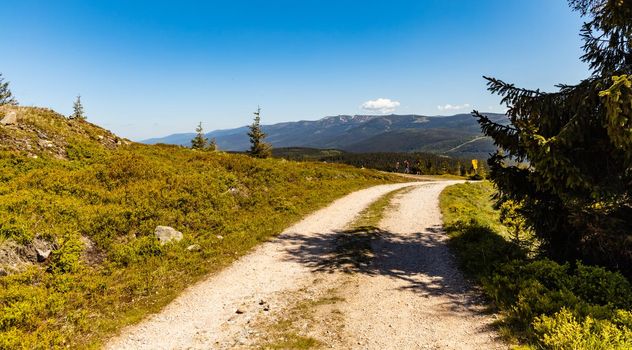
[
  {"left": 437, "top": 103, "right": 471, "bottom": 111},
  {"left": 361, "top": 98, "right": 400, "bottom": 114}
]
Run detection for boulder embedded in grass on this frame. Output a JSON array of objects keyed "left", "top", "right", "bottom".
[
  {"left": 0, "top": 111, "right": 17, "bottom": 126},
  {"left": 186, "top": 244, "right": 201, "bottom": 252},
  {"left": 154, "top": 226, "right": 183, "bottom": 245},
  {"left": 35, "top": 248, "right": 52, "bottom": 262}
]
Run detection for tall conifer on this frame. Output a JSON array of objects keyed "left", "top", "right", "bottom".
[
  {"left": 475, "top": 0, "right": 632, "bottom": 275},
  {"left": 70, "top": 95, "right": 86, "bottom": 120},
  {"left": 248, "top": 107, "right": 272, "bottom": 158},
  {"left": 191, "top": 122, "right": 209, "bottom": 150},
  {"left": 0, "top": 73, "right": 17, "bottom": 106},
  {"left": 208, "top": 137, "right": 217, "bottom": 151}
]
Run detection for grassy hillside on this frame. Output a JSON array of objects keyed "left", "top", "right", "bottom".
[
  {"left": 0, "top": 105, "right": 129, "bottom": 159},
  {"left": 0, "top": 106, "right": 403, "bottom": 349},
  {"left": 440, "top": 182, "right": 632, "bottom": 349}
]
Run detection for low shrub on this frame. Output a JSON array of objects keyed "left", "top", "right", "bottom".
[
  {"left": 440, "top": 182, "right": 632, "bottom": 349},
  {"left": 446, "top": 221, "right": 524, "bottom": 279},
  {"left": 50, "top": 234, "right": 84, "bottom": 274},
  {"left": 533, "top": 308, "right": 632, "bottom": 350}
]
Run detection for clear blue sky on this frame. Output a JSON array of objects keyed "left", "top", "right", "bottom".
[{"left": 2, "top": 0, "right": 588, "bottom": 140}]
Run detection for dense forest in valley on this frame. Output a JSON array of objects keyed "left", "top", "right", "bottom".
[{"left": 272, "top": 147, "right": 486, "bottom": 177}]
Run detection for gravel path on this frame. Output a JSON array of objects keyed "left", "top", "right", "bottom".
[
  {"left": 339, "top": 182, "right": 505, "bottom": 349},
  {"left": 105, "top": 180, "right": 504, "bottom": 349},
  {"left": 105, "top": 182, "right": 419, "bottom": 349}
]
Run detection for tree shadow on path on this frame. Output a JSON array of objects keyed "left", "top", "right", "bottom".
[{"left": 280, "top": 225, "right": 493, "bottom": 315}]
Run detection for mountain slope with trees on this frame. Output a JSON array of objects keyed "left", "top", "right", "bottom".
[{"left": 143, "top": 113, "right": 508, "bottom": 158}]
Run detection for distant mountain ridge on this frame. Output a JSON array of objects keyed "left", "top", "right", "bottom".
[{"left": 142, "top": 113, "right": 508, "bottom": 158}]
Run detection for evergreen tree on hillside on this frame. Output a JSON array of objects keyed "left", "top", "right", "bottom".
[
  {"left": 474, "top": 0, "right": 632, "bottom": 275},
  {"left": 191, "top": 122, "right": 209, "bottom": 150},
  {"left": 208, "top": 137, "right": 217, "bottom": 151},
  {"left": 70, "top": 95, "right": 86, "bottom": 120},
  {"left": 248, "top": 106, "right": 272, "bottom": 158},
  {"left": 0, "top": 73, "right": 18, "bottom": 106}
]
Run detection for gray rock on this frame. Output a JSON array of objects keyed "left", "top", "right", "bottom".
[
  {"left": 0, "top": 268, "right": 7, "bottom": 277},
  {"left": 186, "top": 244, "right": 201, "bottom": 252},
  {"left": 38, "top": 139, "right": 54, "bottom": 148},
  {"left": 154, "top": 226, "right": 183, "bottom": 245},
  {"left": 0, "top": 111, "right": 17, "bottom": 125},
  {"left": 36, "top": 248, "right": 51, "bottom": 262}
]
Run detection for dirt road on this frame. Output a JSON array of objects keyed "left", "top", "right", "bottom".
[
  {"left": 105, "top": 181, "right": 504, "bottom": 349},
  {"left": 336, "top": 182, "right": 503, "bottom": 349}
]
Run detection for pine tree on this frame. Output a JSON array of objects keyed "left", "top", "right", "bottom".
[
  {"left": 208, "top": 137, "right": 217, "bottom": 151},
  {"left": 248, "top": 106, "right": 272, "bottom": 158},
  {"left": 191, "top": 122, "right": 208, "bottom": 150},
  {"left": 0, "top": 73, "right": 18, "bottom": 106},
  {"left": 474, "top": 0, "right": 632, "bottom": 275},
  {"left": 70, "top": 95, "right": 86, "bottom": 120}
]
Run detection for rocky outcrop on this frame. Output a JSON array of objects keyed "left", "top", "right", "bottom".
[
  {"left": 154, "top": 226, "right": 183, "bottom": 245},
  {"left": 0, "top": 105, "right": 132, "bottom": 160},
  {"left": 35, "top": 248, "right": 52, "bottom": 262},
  {"left": 0, "top": 237, "right": 57, "bottom": 274},
  {"left": 0, "top": 110, "right": 18, "bottom": 125}
]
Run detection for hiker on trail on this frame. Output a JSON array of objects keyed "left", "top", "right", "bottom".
[
  {"left": 404, "top": 160, "right": 410, "bottom": 174},
  {"left": 395, "top": 161, "right": 400, "bottom": 172}
]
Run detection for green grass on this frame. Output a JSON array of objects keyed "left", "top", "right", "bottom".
[
  {"left": 440, "top": 182, "right": 632, "bottom": 349},
  {"left": 348, "top": 185, "right": 414, "bottom": 229},
  {"left": 440, "top": 181, "right": 506, "bottom": 235},
  {"left": 261, "top": 328, "right": 321, "bottom": 350},
  {"left": 0, "top": 107, "right": 405, "bottom": 349}
]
